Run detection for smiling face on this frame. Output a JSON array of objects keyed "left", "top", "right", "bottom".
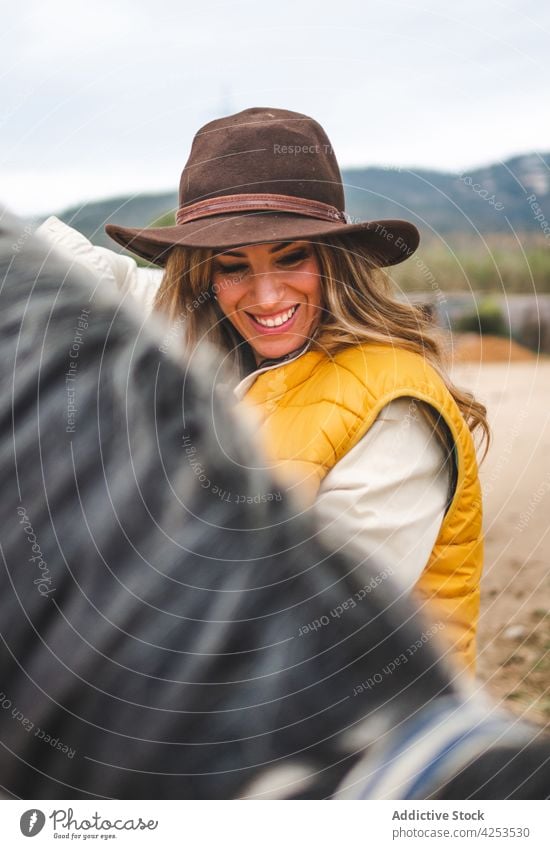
[{"left": 212, "top": 241, "right": 323, "bottom": 365}]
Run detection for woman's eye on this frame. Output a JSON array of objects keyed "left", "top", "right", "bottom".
[
  {"left": 277, "top": 249, "right": 310, "bottom": 266},
  {"left": 215, "top": 263, "right": 247, "bottom": 275}
]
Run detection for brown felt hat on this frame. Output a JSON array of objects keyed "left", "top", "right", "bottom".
[{"left": 105, "top": 107, "right": 420, "bottom": 267}]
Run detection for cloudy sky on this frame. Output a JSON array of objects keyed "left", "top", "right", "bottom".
[{"left": 2, "top": 0, "right": 549, "bottom": 216}]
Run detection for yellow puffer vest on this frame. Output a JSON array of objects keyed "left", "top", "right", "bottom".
[{"left": 240, "top": 342, "right": 483, "bottom": 675}]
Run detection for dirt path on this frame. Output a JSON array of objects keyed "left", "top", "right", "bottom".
[{"left": 451, "top": 361, "right": 550, "bottom": 727}]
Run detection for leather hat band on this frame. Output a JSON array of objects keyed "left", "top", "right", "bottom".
[{"left": 175, "top": 192, "right": 348, "bottom": 225}]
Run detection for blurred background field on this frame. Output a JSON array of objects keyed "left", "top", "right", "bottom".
[{"left": 392, "top": 233, "right": 550, "bottom": 295}]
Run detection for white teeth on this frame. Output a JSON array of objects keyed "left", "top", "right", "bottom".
[{"left": 253, "top": 305, "right": 298, "bottom": 328}]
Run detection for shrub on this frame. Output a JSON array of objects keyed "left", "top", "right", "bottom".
[{"left": 455, "top": 297, "right": 508, "bottom": 336}]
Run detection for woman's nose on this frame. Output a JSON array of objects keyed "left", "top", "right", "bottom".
[{"left": 249, "top": 271, "right": 285, "bottom": 308}]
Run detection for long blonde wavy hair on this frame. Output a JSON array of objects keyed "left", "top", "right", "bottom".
[{"left": 153, "top": 234, "right": 490, "bottom": 460}]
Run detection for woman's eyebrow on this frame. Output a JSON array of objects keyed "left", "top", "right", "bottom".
[{"left": 218, "top": 241, "right": 296, "bottom": 258}]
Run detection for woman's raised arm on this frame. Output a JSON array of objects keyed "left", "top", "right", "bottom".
[{"left": 35, "top": 215, "right": 163, "bottom": 313}]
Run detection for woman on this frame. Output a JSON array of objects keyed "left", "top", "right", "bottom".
[{"left": 42, "top": 107, "right": 489, "bottom": 674}]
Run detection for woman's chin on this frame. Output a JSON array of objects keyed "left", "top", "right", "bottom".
[{"left": 249, "top": 335, "right": 305, "bottom": 362}]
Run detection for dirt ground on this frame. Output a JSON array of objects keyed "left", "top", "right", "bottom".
[
  {"left": 448, "top": 333, "right": 537, "bottom": 365},
  {"left": 450, "top": 359, "right": 550, "bottom": 729}
]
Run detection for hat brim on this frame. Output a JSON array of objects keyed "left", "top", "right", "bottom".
[{"left": 105, "top": 212, "right": 419, "bottom": 268}]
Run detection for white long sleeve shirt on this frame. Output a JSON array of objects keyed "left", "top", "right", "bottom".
[
  {"left": 315, "top": 397, "right": 451, "bottom": 589},
  {"left": 36, "top": 215, "right": 453, "bottom": 594},
  {"left": 35, "top": 215, "right": 163, "bottom": 313}
]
